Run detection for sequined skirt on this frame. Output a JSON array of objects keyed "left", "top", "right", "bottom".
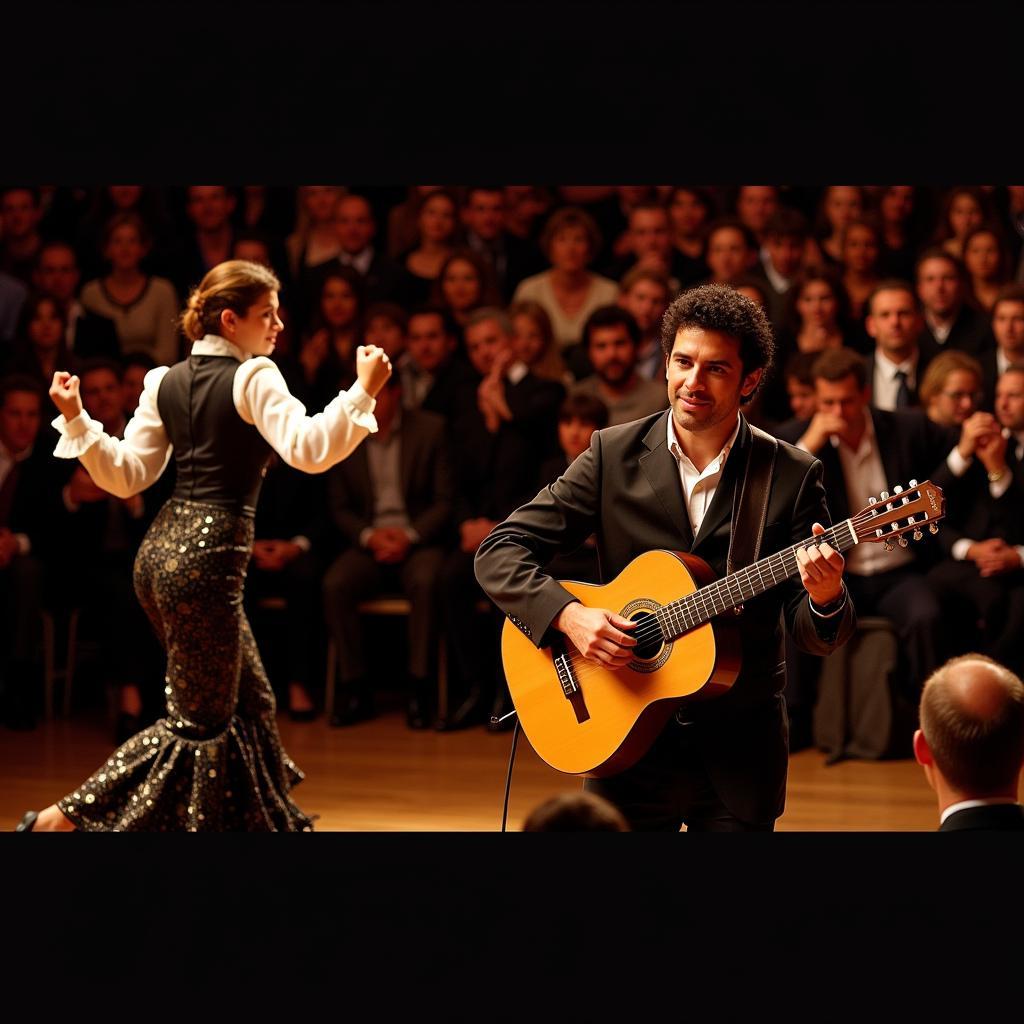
[{"left": 57, "top": 499, "right": 314, "bottom": 831}]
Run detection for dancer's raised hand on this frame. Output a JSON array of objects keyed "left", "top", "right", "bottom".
[
  {"left": 356, "top": 345, "right": 392, "bottom": 398},
  {"left": 49, "top": 371, "right": 84, "bottom": 422}
]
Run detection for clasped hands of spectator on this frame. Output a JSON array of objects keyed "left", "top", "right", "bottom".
[
  {"left": 957, "top": 411, "right": 1004, "bottom": 465},
  {"left": 365, "top": 526, "right": 411, "bottom": 564},
  {"left": 251, "top": 539, "right": 303, "bottom": 572},
  {"left": 965, "top": 538, "right": 1022, "bottom": 577},
  {"left": 477, "top": 350, "right": 515, "bottom": 434}
]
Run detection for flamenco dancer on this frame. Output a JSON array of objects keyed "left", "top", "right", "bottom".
[{"left": 16, "top": 260, "right": 391, "bottom": 831}]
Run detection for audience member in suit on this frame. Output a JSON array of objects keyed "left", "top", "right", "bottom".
[
  {"left": 617, "top": 266, "right": 671, "bottom": 383},
  {"left": 914, "top": 654, "right": 1024, "bottom": 831},
  {"left": 460, "top": 186, "right": 541, "bottom": 302},
  {"left": 60, "top": 359, "right": 167, "bottom": 742},
  {"left": 323, "top": 372, "right": 453, "bottom": 729},
  {"left": 245, "top": 452, "right": 329, "bottom": 722},
  {"left": 571, "top": 306, "right": 669, "bottom": 427},
  {"left": 4, "top": 293, "right": 80, "bottom": 387},
  {"left": 863, "top": 279, "right": 934, "bottom": 411},
  {"left": 666, "top": 186, "right": 713, "bottom": 288},
  {"left": 0, "top": 375, "right": 68, "bottom": 729},
  {"left": 996, "top": 363, "right": 1024, "bottom": 486},
  {"left": 915, "top": 247, "right": 993, "bottom": 360},
  {"left": 305, "top": 193, "right": 403, "bottom": 313},
  {"left": 400, "top": 307, "right": 476, "bottom": 420},
  {"left": 751, "top": 208, "right": 809, "bottom": 330},
  {"left": 979, "top": 284, "right": 1024, "bottom": 409},
  {"left": 925, "top": 370, "right": 1024, "bottom": 674},
  {"left": 32, "top": 241, "right": 120, "bottom": 361},
  {"left": 603, "top": 203, "right": 680, "bottom": 291},
  {"left": 0, "top": 187, "right": 44, "bottom": 286},
  {"left": 536, "top": 392, "right": 609, "bottom": 587},
  {"left": 782, "top": 347, "right": 955, "bottom": 696},
  {"left": 172, "top": 186, "right": 238, "bottom": 299},
  {"left": 436, "top": 309, "right": 565, "bottom": 732}
]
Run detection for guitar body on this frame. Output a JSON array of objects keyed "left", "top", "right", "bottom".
[{"left": 501, "top": 549, "right": 741, "bottom": 778}]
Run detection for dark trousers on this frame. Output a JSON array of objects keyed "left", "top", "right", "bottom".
[
  {"left": 927, "top": 560, "right": 1024, "bottom": 675},
  {"left": 585, "top": 719, "right": 776, "bottom": 832},
  {"left": 245, "top": 550, "right": 322, "bottom": 692},
  {"left": 845, "top": 567, "right": 943, "bottom": 696},
  {"left": 438, "top": 548, "right": 508, "bottom": 709},
  {"left": 322, "top": 545, "right": 444, "bottom": 684}
]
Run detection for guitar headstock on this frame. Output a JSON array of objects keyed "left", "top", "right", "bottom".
[{"left": 852, "top": 479, "right": 945, "bottom": 551}]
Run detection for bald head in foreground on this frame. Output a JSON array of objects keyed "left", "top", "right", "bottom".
[{"left": 914, "top": 654, "right": 1024, "bottom": 831}]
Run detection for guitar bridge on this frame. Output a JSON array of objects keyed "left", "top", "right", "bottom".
[{"left": 553, "top": 645, "right": 579, "bottom": 697}]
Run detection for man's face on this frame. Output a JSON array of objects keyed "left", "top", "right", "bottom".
[
  {"left": 786, "top": 377, "right": 817, "bottom": 421},
  {"left": 187, "top": 186, "right": 235, "bottom": 232},
  {"left": 928, "top": 369, "right": 980, "bottom": 428},
  {"left": 558, "top": 416, "right": 598, "bottom": 464},
  {"left": 628, "top": 209, "right": 671, "bottom": 260},
  {"left": 406, "top": 313, "right": 454, "bottom": 372},
  {"left": 619, "top": 279, "right": 669, "bottom": 334},
  {"left": 364, "top": 314, "right": 406, "bottom": 358},
  {"left": 587, "top": 324, "right": 638, "bottom": 387},
  {"left": 765, "top": 234, "right": 804, "bottom": 278},
  {"left": 464, "top": 317, "right": 513, "bottom": 377},
  {"left": 1, "top": 189, "right": 40, "bottom": 239},
  {"left": 334, "top": 197, "right": 375, "bottom": 254},
  {"left": 0, "top": 390, "right": 41, "bottom": 454},
  {"left": 996, "top": 371, "right": 1024, "bottom": 432},
  {"left": 866, "top": 288, "right": 921, "bottom": 357},
  {"left": 814, "top": 375, "right": 868, "bottom": 433},
  {"left": 736, "top": 186, "right": 778, "bottom": 235},
  {"left": 464, "top": 190, "right": 505, "bottom": 241},
  {"left": 34, "top": 245, "right": 80, "bottom": 305},
  {"left": 706, "top": 227, "right": 752, "bottom": 283},
  {"left": 666, "top": 327, "right": 760, "bottom": 434},
  {"left": 81, "top": 369, "right": 124, "bottom": 430},
  {"left": 993, "top": 300, "right": 1024, "bottom": 354},
  {"left": 916, "top": 257, "right": 962, "bottom": 318},
  {"left": 668, "top": 190, "right": 707, "bottom": 236}
]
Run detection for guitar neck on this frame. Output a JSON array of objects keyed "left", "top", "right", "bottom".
[{"left": 656, "top": 519, "right": 857, "bottom": 641}]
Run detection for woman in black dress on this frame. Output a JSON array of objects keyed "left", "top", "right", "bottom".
[{"left": 19, "top": 259, "right": 391, "bottom": 831}]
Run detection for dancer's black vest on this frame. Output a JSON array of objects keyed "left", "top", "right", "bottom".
[{"left": 157, "top": 355, "right": 272, "bottom": 517}]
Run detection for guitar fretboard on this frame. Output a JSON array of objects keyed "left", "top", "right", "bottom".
[{"left": 655, "top": 520, "right": 857, "bottom": 641}]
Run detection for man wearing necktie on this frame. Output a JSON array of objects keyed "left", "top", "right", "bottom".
[{"left": 865, "top": 280, "right": 931, "bottom": 411}]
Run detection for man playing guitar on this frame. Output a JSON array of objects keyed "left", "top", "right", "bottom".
[{"left": 475, "top": 285, "right": 856, "bottom": 831}]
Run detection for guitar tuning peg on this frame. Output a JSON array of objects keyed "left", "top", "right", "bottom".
[
  {"left": 893, "top": 484, "right": 904, "bottom": 494},
  {"left": 898, "top": 536, "right": 909, "bottom": 548},
  {"left": 880, "top": 490, "right": 889, "bottom": 500},
  {"left": 883, "top": 540, "right": 894, "bottom": 552},
  {"left": 913, "top": 529, "right": 923, "bottom": 541},
  {"left": 929, "top": 523, "right": 939, "bottom": 535},
  {"left": 909, "top": 478, "right": 918, "bottom": 487}
]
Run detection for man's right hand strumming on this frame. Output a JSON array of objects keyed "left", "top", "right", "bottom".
[
  {"left": 49, "top": 371, "right": 84, "bottom": 422},
  {"left": 554, "top": 602, "right": 637, "bottom": 668},
  {"left": 356, "top": 345, "right": 393, "bottom": 398}
]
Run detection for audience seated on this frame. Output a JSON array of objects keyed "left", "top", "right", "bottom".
[
  {"left": 914, "top": 654, "right": 1024, "bottom": 830},
  {"left": 460, "top": 186, "right": 540, "bottom": 302},
  {"left": 980, "top": 284, "right": 1024, "bottom": 408},
  {"left": 915, "top": 247, "right": 993, "bottom": 359},
  {"left": 617, "top": 266, "right": 671, "bottom": 382},
  {"left": 0, "top": 187, "right": 45, "bottom": 286},
  {"left": 864, "top": 279, "right": 932, "bottom": 410}
]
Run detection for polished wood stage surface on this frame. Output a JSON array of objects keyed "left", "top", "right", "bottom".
[{"left": 0, "top": 708, "right": 961, "bottom": 831}]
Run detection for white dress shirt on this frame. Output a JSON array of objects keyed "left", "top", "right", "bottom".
[
  {"left": 940, "top": 798, "right": 1020, "bottom": 825},
  {"left": 338, "top": 246, "right": 374, "bottom": 276},
  {"left": 50, "top": 334, "right": 378, "bottom": 498},
  {"left": 872, "top": 350, "right": 919, "bottom": 412}
]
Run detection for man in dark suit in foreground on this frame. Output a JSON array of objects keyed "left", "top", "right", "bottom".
[
  {"left": 475, "top": 285, "right": 856, "bottom": 831},
  {"left": 914, "top": 654, "right": 1024, "bottom": 831}
]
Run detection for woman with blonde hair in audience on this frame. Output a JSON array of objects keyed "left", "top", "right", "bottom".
[
  {"left": 18, "top": 259, "right": 390, "bottom": 832},
  {"left": 507, "top": 299, "right": 569, "bottom": 385},
  {"left": 511, "top": 207, "right": 619, "bottom": 351},
  {"left": 919, "top": 349, "right": 984, "bottom": 430}
]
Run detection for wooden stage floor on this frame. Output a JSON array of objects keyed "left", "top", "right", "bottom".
[{"left": 0, "top": 708, "right": 961, "bottom": 831}]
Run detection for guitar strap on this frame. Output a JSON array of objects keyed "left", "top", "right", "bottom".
[{"left": 726, "top": 422, "right": 778, "bottom": 578}]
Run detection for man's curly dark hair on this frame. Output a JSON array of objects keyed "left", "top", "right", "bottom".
[{"left": 660, "top": 284, "right": 776, "bottom": 404}]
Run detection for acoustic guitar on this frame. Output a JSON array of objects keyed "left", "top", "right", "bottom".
[{"left": 501, "top": 479, "right": 945, "bottom": 777}]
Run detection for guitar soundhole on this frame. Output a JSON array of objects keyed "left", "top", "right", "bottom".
[{"left": 629, "top": 610, "right": 663, "bottom": 661}]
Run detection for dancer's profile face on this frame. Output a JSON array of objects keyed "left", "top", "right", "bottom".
[{"left": 223, "top": 290, "right": 283, "bottom": 356}]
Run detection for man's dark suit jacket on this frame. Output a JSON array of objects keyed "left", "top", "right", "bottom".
[
  {"left": 475, "top": 411, "right": 856, "bottom": 822},
  {"left": 917, "top": 306, "right": 993, "bottom": 360},
  {"left": 939, "top": 803, "right": 1024, "bottom": 831},
  {"left": 325, "top": 407, "right": 453, "bottom": 550},
  {"left": 978, "top": 348, "right": 1010, "bottom": 412},
  {"left": 5, "top": 437, "right": 69, "bottom": 561},
  {"left": 775, "top": 407, "right": 955, "bottom": 569}
]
